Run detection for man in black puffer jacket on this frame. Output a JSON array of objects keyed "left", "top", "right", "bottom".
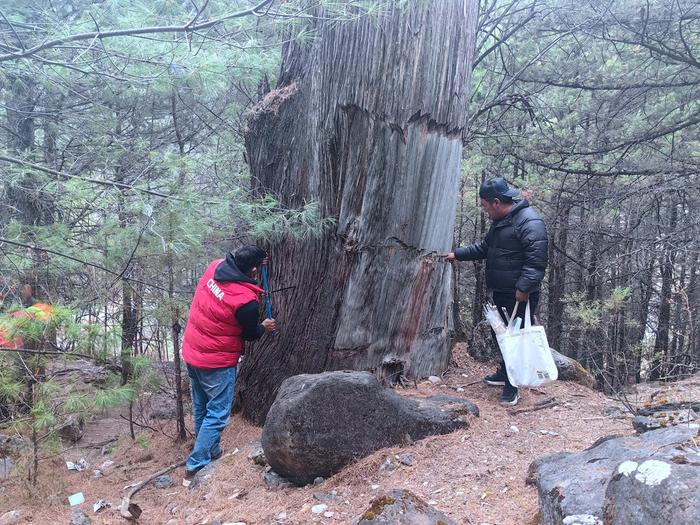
[{"left": 445, "top": 177, "right": 548, "bottom": 406}]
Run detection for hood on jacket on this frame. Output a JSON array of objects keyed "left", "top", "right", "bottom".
[
  {"left": 508, "top": 199, "right": 529, "bottom": 217},
  {"left": 494, "top": 199, "right": 529, "bottom": 225},
  {"left": 214, "top": 252, "right": 258, "bottom": 284}
]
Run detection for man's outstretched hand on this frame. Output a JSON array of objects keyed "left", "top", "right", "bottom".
[
  {"left": 262, "top": 318, "right": 277, "bottom": 332},
  {"left": 515, "top": 289, "right": 529, "bottom": 302},
  {"left": 443, "top": 252, "right": 456, "bottom": 262}
]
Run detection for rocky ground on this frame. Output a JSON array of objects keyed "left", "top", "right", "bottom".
[{"left": 1, "top": 344, "right": 697, "bottom": 525}]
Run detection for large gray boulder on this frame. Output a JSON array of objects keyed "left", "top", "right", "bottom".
[
  {"left": 529, "top": 426, "right": 699, "bottom": 525},
  {"left": 356, "top": 489, "right": 457, "bottom": 524},
  {"left": 262, "top": 371, "right": 475, "bottom": 485}
]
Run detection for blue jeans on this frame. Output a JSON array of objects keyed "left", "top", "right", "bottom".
[{"left": 186, "top": 364, "right": 236, "bottom": 472}]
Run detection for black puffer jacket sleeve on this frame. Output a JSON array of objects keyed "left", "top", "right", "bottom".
[
  {"left": 454, "top": 230, "right": 491, "bottom": 261},
  {"left": 515, "top": 217, "right": 548, "bottom": 293},
  {"left": 235, "top": 300, "right": 264, "bottom": 341}
]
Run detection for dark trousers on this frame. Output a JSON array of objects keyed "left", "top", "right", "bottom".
[{"left": 491, "top": 291, "right": 540, "bottom": 389}]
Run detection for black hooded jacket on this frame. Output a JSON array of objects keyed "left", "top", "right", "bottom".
[
  {"left": 455, "top": 200, "right": 548, "bottom": 294},
  {"left": 213, "top": 253, "right": 265, "bottom": 341}
]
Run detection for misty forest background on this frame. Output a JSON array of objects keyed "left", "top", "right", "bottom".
[{"left": 0, "top": 0, "right": 698, "bottom": 475}]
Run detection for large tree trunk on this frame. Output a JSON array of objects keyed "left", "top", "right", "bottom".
[{"left": 238, "top": 0, "right": 479, "bottom": 424}]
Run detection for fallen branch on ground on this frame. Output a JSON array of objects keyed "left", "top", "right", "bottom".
[
  {"left": 72, "top": 437, "right": 119, "bottom": 449},
  {"left": 637, "top": 401, "right": 700, "bottom": 416},
  {"left": 119, "top": 459, "right": 186, "bottom": 520},
  {"left": 511, "top": 397, "right": 559, "bottom": 415}
]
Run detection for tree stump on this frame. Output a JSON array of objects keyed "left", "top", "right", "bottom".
[{"left": 239, "top": 0, "right": 479, "bottom": 424}]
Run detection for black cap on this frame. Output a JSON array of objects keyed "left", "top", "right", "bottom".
[
  {"left": 232, "top": 245, "right": 267, "bottom": 274},
  {"left": 479, "top": 177, "right": 519, "bottom": 201}
]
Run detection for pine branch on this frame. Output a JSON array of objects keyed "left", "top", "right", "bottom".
[
  {"left": 0, "top": 0, "right": 275, "bottom": 63},
  {"left": 0, "top": 154, "right": 191, "bottom": 202},
  {"left": 0, "top": 237, "right": 188, "bottom": 294}
]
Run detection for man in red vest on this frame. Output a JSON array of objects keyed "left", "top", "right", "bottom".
[{"left": 182, "top": 245, "right": 277, "bottom": 477}]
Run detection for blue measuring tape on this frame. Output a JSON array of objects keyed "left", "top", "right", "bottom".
[{"left": 261, "top": 265, "right": 273, "bottom": 319}]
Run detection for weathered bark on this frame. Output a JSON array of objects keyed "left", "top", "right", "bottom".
[{"left": 239, "top": 0, "right": 479, "bottom": 424}]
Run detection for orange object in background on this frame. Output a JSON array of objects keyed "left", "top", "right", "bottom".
[
  {"left": 24, "top": 303, "right": 54, "bottom": 320},
  {"left": 0, "top": 326, "right": 22, "bottom": 349},
  {"left": 0, "top": 303, "right": 53, "bottom": 349}
]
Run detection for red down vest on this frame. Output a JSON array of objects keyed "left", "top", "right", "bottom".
[{"left": 182, "top": 259, "right": 263, "bottom": 369}]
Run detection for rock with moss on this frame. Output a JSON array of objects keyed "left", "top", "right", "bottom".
[
  {"left": 529, "top": 426, "right": 699, "bottom": 525},
  {"left": 357, "top": 490, "right": 456, "bottom": 524},
  {"left": 550, "top": 348, "right": 596, "bottom": 388},
  {"left": 603, "top": 458, "right": 700, "bottom": 524},
  {"left": 632, "top": 406, "right": 697, "bottom": 434}
]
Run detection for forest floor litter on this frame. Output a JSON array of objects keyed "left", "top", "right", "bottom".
[{"left": 2, "top": 343, "right": 698, "bottom": 525}]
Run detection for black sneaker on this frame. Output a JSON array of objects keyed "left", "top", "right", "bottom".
[
  {"left": 484, "top": 368, "right": 507, "bottom": 386},
  {"left": 211, "top": 449, "right": 223, "bottom": 461},
  {"left": 499, "top": 385, "right": 519, "bottom": 406}
]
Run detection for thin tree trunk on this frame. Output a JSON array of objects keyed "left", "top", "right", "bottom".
[
  {"left": 650, "top": 200, "right": 678, "bottom": 381},
  {"left": 547, "top": 206, "right": 569, "bottom": 352},
  {"left": 167, "top": 237, "right": 186, "bottom": 441},
  {"left": 468, "top": 172, "right": 489, "bottom": 360},
  {"left": 570, "top": 205, "right": 587, "bottom": 365},
  {"left": 689, "top": 253, "right": 700, "bottom": 372},
  {"left": 238, "top": 0, "right": 479, "bottom": 424},
  {"left": 586, "top": 232, "right": 604, "bottom": 388},
  {"left": 668, "top": 251, "right": 687, "bottom": 379},
  {"left": 471, "top": 172, "right": 488, "bottom": 332},
  {"left": 451, "top": 180, "right": 467, "bottom": 341},
  {"left": 121, "top": 282, "right": 137, "bottom": 385},
  {"left": 169, "top": 89, "right": 188, "bottom": 440}
]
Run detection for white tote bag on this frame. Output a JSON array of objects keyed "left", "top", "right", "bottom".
[{"left": 496, "top": 301, "right": 558, "bottom": 387}]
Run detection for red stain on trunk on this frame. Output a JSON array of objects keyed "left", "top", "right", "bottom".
[{"left": 400, "top": 257, "right": 435, "bottom": 352}]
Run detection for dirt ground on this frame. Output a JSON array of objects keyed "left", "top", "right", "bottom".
[{"left": 3, "top": 344, "right": 696, "bottom": 525}]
